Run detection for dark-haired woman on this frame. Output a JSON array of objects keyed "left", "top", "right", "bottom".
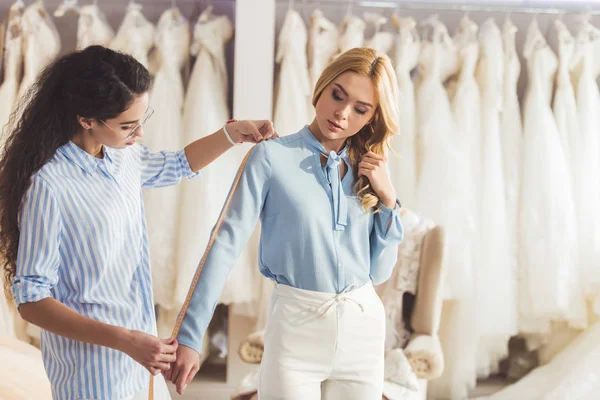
[{"left": 0, "top": 45, "right": 276, "bottom": 400}]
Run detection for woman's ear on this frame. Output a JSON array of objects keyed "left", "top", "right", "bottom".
[{"left": 77, "top": 116, "right": 94, "bottom": 130}]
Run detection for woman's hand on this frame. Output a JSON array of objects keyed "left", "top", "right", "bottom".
[
  {"left": 358, "top": 151, "right": 397, "bottom": 208},
  {"left": 164, "top": 344, "right": 200, "bottom": 395},
  {"left": 117, "top": 330, "right": 177, "bottom": 376},
  {"left": 227, "top": 120, "right": 279, "bottom": 144}
]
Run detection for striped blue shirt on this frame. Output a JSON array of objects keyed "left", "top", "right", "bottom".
[
  {"left": 11, "top": 141, "right": 198, "bottom": 399},
  {"left": 178, "top": 126, "right": 404, "bottom": 353}
]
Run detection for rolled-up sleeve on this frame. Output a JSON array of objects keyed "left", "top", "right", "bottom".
[
  {"left": 369, "top": 200, "right": 404, "bottom": 284},
  {"left": 138, "top": 144, "right": 200, "bottom": 189},
  {"left": 11, "top": 176, "right": 62, "bottom": 307}
]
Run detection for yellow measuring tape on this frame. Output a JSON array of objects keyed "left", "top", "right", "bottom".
[{"left": 148, "top": 147, "right": 255, "bottom": 400}]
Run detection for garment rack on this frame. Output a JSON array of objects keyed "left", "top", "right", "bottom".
[{"left": 278, "top": 0, "right": 600, "bottom": 16}]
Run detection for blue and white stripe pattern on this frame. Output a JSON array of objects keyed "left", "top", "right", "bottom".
[{"left": 11, "top": 141, "right": 198, "bottom": 399}]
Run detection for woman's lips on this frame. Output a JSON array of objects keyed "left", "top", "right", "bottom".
[{"left": 328, "top": 120, "right": 343, "bottom": 132}]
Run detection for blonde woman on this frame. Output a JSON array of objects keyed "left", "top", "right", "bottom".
[{"left": 168, "top": 48, "right": 405, "bottom": 399}]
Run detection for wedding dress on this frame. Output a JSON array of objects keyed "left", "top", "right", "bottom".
[
  {"left": 307, "top": 9, "right": 337, "bottom": 92},
  {"left": 480, "top": 319, "right": 600, "bottom": 400},
  {"left": 175, "top": 8, "right": 262, "bottom": 317},
  {"left": 364, "top": 13, "right": 394, "bottom": 55},
  {"left": 389, "top": 15, "right": 419, "bottom": 210},
  {"left": 415, "top": 16, "right": 468, "bottom": 303},
  {"left": 415, "top": 25, "right": 476, "bottom": 397},
  {"left": 169, "top": 8, "right": 237, "bottom": 367},
  {"left": 551, "top": 19, "right": 588, "bottom": 330},
  {"left": 272, "top": 9, "right": 310, "bottom": 136},
  {"left": 500, "top": 17, "right": 522, "bottom": 278},
  {"left": 475, "top": 18, "right": 517, "bottom": 378},
  {"left": 429, "top": 16, "right": 480, "bottom": 399},
  {"left": 336, "top": 14, "right": 365, "bottom": 56},
  {"left": 571, "top": 20, "right": 600, "bottom": 312},
  {"left": 17, "top": 0, "right": 60, "bottom": 101},
  {"left": 519, "top": 19, "right": 582, "bottom": 336},
  {"left": 111, "top": 1, "right": 154, "bottom": 68},
  {"left": 76, "top": 4, "right": 114, "bottom": 49},
  {"left": 141, "top": 7, "right": 190, "bottom": 338}
]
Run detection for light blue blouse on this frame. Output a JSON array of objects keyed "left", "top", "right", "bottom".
[{"left": 178, "top": 126, "right": 404, "bottom": 353}]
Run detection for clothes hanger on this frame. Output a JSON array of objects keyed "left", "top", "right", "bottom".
[
  {"left": 420, "top": 13, "right": 439, "bottom": 27},
  {"left": 420, "top": 13, "right": 440, "bottom": 41},
  {"left": 54, "top": 0, "right": 80, "bottom": 17},
  {"left": 503, "top": 10, "right": 515, "bottom": 30},
  {"left": 128, "top": 0, "right": 141, "bottom": 9},
  {"left": 364, "top": 12, "right": 386, "bottom": 34}
]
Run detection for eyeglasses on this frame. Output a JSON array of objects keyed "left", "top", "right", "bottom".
[{"left": 100, "top": 107, "right": 154, "bottom": 141}]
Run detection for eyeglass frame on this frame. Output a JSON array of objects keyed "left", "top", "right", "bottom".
[{"left": 99, "top": 107, "right": 154, "bottom": 141}]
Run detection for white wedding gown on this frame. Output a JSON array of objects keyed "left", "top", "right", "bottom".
[
  {"left": 307, "top": 9, "right": 338, "bottom": 93},
  {"left": 306, "top": 9, "right": 338, "bottom": 120},
  {"left": 141, "top": 7, "right": 190, "bottom": 338},
  {"left": 175, "top": 9, "right": 262, "bottom": 319},
  {"left": 519, "top": 19, "right": 582, "bottom": 336},
  {"left": 571, "top": 20, "right": 600, "bottom": 312},
  {"left": 432, "top": 16, "right": 481, "bottom": 399},
  {"left": 416, "top": 29, "right": 482, "bottom": 380},
  {"left": 415, "top": 17, "right": 469, "bottom": 304},
  {"left": 76, "top": 4, "right": 115, "bottom": 49},
  {"left": 480, "top": 318, "right": 600, "bottom": 400},
  {"left": 111, "top": 2, "right": 154, "bottom": 69},
  {"left": 16, "top": 1, "right": 61, "bottom": 102},
  {"left": 364, "top": 13, "right": 394, "bottom": 55},
  {"left": 336, "top": 14, "right": 365, "bottom": 56},
  {"left": 551, "top": 20, "right": 588, "bottom": 331},
  {"left": 273, "top": 9, "right": 310, "bottom": 136},
  {"left": 0, "top": 2, "right": 24, "bottom": 139},
  {"left": 500, "top": 18, "right": 522, "bottom": 279},
  {"left": 475, "top": 18, "right": 517, "bottom": 378},
  {"left": 389, "top": 16, "right": 419, "bottom": 210},
  {"left": 171, "top": 9, "right": 237, "bottom": 366},
  {"left": 429, "top": 16, "right": 481, "bottom": 400},
  {"left": 450, "top": 15, "right": 479, "bottom": 300}
]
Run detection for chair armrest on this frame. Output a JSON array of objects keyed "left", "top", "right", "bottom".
[
  {"left": 238, "top": 330, "right": 265, "bottom": 364},
  {"left": 411, "top": 226, "right": 445, "bottom": 336},
  {"left": 404, "top": 333, "right": 444, "bottom": 380}
]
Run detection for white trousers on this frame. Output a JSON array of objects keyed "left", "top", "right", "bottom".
[{"left": 258, "top": 282, "right": 385, "bottom": 400}]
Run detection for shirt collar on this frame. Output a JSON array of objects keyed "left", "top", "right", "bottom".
[
  {"left": 299, "top": 125, "right": 349, "bottom": 160},
  {"left": 57, "top": 141, "right": 112, "bottom": 175}
]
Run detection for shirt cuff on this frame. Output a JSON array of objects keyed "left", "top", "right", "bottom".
[
  {"left": 11, "top": 278, "right": 53, "bottom": 307},
  {"left": 176, "top": 149, "right": 201, "bottom": 180},
  {"left": 378, "top": 199, "right": 402, "bottom": 216},
  {"left": 177, "top": 336, "right": 205, "bottom": 356}
]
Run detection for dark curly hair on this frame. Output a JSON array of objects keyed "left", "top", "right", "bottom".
[{"left": 0, "top": 45, "right": 151, "bottom": 297}]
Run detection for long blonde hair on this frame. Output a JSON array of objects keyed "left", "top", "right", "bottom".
[{"left": 312, "top": 47, "right": 400, "bottom": 212}]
